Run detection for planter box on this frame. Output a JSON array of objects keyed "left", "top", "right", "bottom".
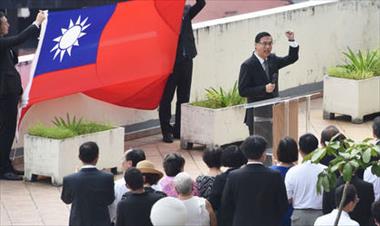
[
  {"left": 323, "top": 75, "right": 380, "bottom": 123},
  {"left": 24, "top": 127, "right": 124, "bottom": 185},
  {"left": 180, "top": 103, "right": 248, "bottom": 149}
]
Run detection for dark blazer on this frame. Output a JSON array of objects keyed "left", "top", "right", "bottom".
[
  {"left": 177, "top": 0, "right": 205, "bottom": 60},
  {"left": 322, "top": 175, "right": 375, "bottom": 226},
  {"left": 116, "top": 191, "right": 164, "bottom": 226},
  {"left": 208, "top": 168, "right": 236, "bottom": 212},
  {"left": 238, "top": 46, "right": 299, "bottom": 127},
  {"left": 61, "top": 167, "right": 115, "bottom": 226},
  {"left": 220, "top": 164, "right": 288, "bottom": 226},
  {"left": 0, "top": 24, "right": 39, "bottom": 96}
]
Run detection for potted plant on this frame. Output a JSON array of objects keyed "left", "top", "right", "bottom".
[
  {"left": 180, "top": 82, "right": 247, "bottom": 149},
  {"left": 304, "top": 136, "right": 380, "bottom": 225},
  {"left": 24, "top": 114, "right": 124, "bottom": 185},
  {"left": 323, "top": 48, "right": 380, "bottom": 123}
]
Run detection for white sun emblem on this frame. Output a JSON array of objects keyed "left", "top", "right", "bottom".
[{"left": 50, "top": 16, "right": 91, "bottom": 62}]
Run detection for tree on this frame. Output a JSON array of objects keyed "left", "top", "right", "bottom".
[{"left": 304, "top": 136, "right": 380, "bottom": 226}]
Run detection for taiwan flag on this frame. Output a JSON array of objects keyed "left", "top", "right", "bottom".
[{"left": 21, "top": 0, "right": 185, "bottom": 120}]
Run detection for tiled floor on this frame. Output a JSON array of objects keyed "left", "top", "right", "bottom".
[{"left": 0, "top": 98, "right": 378, "bottom": 226}]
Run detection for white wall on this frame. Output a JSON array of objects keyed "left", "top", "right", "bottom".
[{"left": 16, "top": 0, "right": 380, "bottom": 148}]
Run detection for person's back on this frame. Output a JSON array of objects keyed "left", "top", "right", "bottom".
[
  {"left": 315, "top": 184, "right": 359, "bottom": 226},
  {"left": 286, "top": 161, "right": 326, "bottom": 208},
  {"left": 323, "top": 175, "right": 374, "bottom": 226},
  {"left": 116, "top": 168, "right": 163, "bottom": 226},
  {"left": 61, "top": 142, "right": 115, "bottom": 226},
  {"left": 62, "top": 169, "right": 115, "bottom": 226},
  {"left": 286, "top": 133, "right": 325, "bottom": 226},
  {"left": 220, "top": 136, "right": 287, "bottom": 226},
  {"left": 117, "top": 191, "right": 164, "bottom": 226},
  {"left": 182, "top": 196, "right": 210, "bottom": 226},
  {"left": 225, "top": 164, "right": 287, "bottom": 226}
]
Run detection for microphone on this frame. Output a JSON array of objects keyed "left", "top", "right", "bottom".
[{"left": 271, "top": 73, "right": 278, "bottom": 84}]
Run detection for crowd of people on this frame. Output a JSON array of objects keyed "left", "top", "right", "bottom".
[{"left": 60, "top": 116, "right": 380, "bottom": 226}]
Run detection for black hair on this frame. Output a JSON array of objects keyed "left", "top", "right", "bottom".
[
  {"left": 321, "top": 125, "right": 340, "bottom": 146},
  {"left": 143, "top": 173, "right": 161, "bottom": 186},
  {"left": 298, "top": 133, "right": 319, "bottom": 154},
  {"left": 277, "top": 137, "right": 299, "bottom": 163},
  {"left": 221, "top": 145, "right": 247, "bottom": 168},
  {"left": 373, "top": 116, "right": 380, "bottom": 138},
  {"left": 335, "top": 184, "right": 357, "bottom": 208},
  {"left": 255, "top": 32, "right": 271, "bottom": 43},
  {"left": 163, "top": 153, "right": 185, "bottom": 177},
  {"left": 202, "top": 147, "right": 222, "bottom": 168},
  {"left": 126, "top": 148, "right": 146, "bottom": 167},
  {"left": 240, "top": 135, "right": 267, "bottom": 160},
  {"left": 79, "top": 141, "right": 99, "bottom": 163},
  {"left": 372, "top": 200, "right": 380, "bottom": 223},
  {"left": 0, "top": 12, "right": 5, "bottom": 18},
  {"left": 124, "top": 168, "right": 144, "bottom": 190}
]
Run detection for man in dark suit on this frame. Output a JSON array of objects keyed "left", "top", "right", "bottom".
[
  {"left": 61, "top": 142, "right": 115, "bottom": 226},
  {"left": 373, "top": 116, "right": 380, "bottom": 146},
  {"left": 323, "top": 175, "right": 375, "bottom": 226},
  {"left": 0, "top": 11, "right": 45, "bottom": 180},
  {"left": 220, "top": 135, "right": 288, "bottom": 226},
  {"left": 238, "top": 31, "right": 299, "bottom": 135},
  {"left": 159, "top": 0, "right": 206, "bottom": 143}
]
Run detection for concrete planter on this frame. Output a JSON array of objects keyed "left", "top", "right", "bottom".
[
  {"left": 180, "top": 103, "right": 248, "bottom": 149},
  {"left": 24, "top": 127, "right": 124, "bottom": 185},
  {"left": 323, "top": 75, "right": 380, "bottom": 123}
]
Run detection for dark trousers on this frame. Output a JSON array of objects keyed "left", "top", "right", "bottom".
[
  {"left": 0, "top": 94, "right": 19, "bottom": 174},
  {"left": 159, "top": 58, "right": 193, "bottom": 136},
  {"left": 247, "top": 106, "right": 273, "bottom": 148}
]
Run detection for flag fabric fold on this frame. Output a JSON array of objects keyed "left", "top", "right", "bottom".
[{"left": 20, "top": 0, "right": 185, "bottom": 122}]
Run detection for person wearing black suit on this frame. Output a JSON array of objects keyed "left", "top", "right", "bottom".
[
  {"left": 159, "top": 0, "right": 206, "bottom": 143},
  {"left": 322, "top": 175, "right": 375, "bottom": 226},
  {"left": 0, "top": 11, "right": 45, "bottom": 180},
  {"left": 61, "top": 142, "right": 115, "bottom": 226},
  {"left": 220, "top": 135, "right": 288, "bottom": 226},
  {"left": 238, "top": 31, "right": 299, "bottom": 135}
]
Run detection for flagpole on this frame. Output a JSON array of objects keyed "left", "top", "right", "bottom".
[{"left": 15, "top": 10, "right": 49, "bottom": 143}]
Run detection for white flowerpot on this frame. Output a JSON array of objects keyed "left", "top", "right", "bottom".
[
  {"left": 24, "top": 127, "right": 124, "bottom": 185},
  {"left": 180, "top": 103, "right": 248, "bottom": 149},
  {"left": 323, "top": 75, "right": 380, "bottom": 123}
]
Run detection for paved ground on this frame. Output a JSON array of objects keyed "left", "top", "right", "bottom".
[{"left": 0, "top": 98, "right": 378, "bottom": 226}]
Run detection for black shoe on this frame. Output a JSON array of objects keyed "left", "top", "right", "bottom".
[
  {"left": 1, "top": 172, "right": 22, "bottom": 181},
  {"left": 11, "top": 167, "right": 24, "bottom": 175},
  {"left": 162, "top": 134, "right": 174, "bottom": 143}
]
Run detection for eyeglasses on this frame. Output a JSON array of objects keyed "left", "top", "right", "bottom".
[{"left": 258, "top": 42, "right": 273, "bottom": 46}]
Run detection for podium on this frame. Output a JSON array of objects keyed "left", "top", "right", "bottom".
[{"left": 245, "top": 94, "right": 315, "bottom": 161}]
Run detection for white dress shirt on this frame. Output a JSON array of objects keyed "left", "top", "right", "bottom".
[
  {"left": 314, "top": 209, "right": 359, "bottom": 226},
  {"left": 285, "top": 161, "right": 326, "bottom": 209},
  {"left": 108, "top": 178, "right": 128, "bottom": 223},
  {"left": 364, "top": 166, "right": 380, "bottom": 201}
]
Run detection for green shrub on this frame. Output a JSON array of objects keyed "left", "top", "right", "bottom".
[
  {"left": 328, "top": 48, "right": 379, "bottom": 80},
  {"left": 192, "top": 81, "right": 246, "bottom": 109},
  {"left": 28, "top": 114, "right": 113, "bottom": 139}
]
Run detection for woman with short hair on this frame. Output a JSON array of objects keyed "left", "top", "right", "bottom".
[{"left": 174, "top": 172, "right": 217, "bottom": 226}]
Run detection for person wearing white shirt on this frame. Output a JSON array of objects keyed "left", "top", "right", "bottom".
[
  {"left": 285, "top": 133, "right": 326, "bottom": 226},
  {"left": 108, "top": 148, "right": 146, "bottom": 224},
  {"left": 314, "top": 184, "right": 359, "bottom": 226},
  {"left": 363, "top": 116, "right": 380, "bottom": 201}
]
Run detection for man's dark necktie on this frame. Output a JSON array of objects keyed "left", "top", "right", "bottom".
[{"left": 263, "top": 60, "right": 270, "bottom": 80}]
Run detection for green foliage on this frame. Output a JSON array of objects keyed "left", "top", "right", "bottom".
[
  {"left": 28, "top": 114, "right": 113, "bottom": 139},
  {"left": 192, "top": 81, "right": 246, "bottom": 109},
  {"left": 304, "top": 136, "right": 380, "bottom": 194},
  {"left": 328, "top": 48, "right": 380, "bottom": 80}
]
